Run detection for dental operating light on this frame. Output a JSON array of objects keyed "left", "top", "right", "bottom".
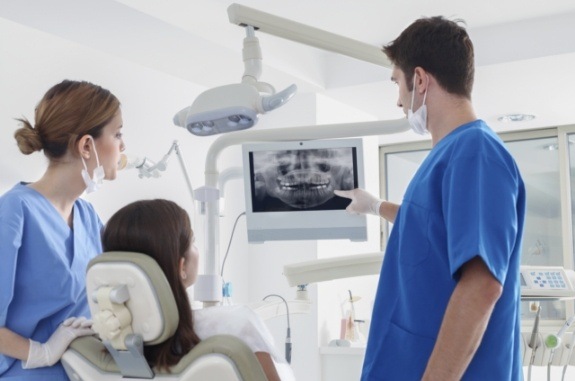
[{"left": 173, "top": 25, "right": 297, "bottom": 137}]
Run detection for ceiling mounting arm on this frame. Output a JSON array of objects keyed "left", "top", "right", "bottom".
[
  {"left": 227, "top": 3, "right": 392, "bottom": 68},
  {"left": 241, "top": 26, "right": 264, "bottom": 88}
]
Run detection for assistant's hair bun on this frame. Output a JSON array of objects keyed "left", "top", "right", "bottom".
[{"left": 14, "top": 118, "right": 43, "bottom": 155}]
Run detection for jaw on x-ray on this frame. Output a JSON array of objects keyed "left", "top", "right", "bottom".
[{"left": 251, "top": 147, "right": 356, "bottom": 211}]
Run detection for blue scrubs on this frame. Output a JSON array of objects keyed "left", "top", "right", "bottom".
[
  {"left": 362, "top": 120, "right": 525, "bottom": 381},
  {"left": 0, "top": 183, "right": 103, "bottom": 380}
]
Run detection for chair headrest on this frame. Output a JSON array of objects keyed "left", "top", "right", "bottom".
[{"left": 86, "top": 251, "right": 179, "bottom": 346}]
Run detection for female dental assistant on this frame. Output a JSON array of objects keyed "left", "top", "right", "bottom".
[{"left": 0, "top": 80, "right": 125, "bottom": 380}]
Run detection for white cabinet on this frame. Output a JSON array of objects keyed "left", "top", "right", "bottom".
[{"left": 320, "top": 346, "right": 365, "bottom": 381}]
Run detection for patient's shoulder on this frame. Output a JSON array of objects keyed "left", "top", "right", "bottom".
[
  {"left": 194, "top": 305, "right": 261, "bottom": 335},
  {"left": 193, "top": 305, "right": 275, "bottom": 354}
]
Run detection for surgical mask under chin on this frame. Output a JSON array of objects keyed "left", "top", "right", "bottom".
[
  {"left": 81, "top": 139, "right": 105, "bottom": 194},
  {"left": 407, "top": 75, "right": 429, "bottom": 135}
]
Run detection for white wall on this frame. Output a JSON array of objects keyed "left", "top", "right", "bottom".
[{"left": 0, "top": 18, "right": 210, "bottom": 220}]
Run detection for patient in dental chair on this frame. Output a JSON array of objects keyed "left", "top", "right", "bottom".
[{"left": 101, "top": 199, "right": 294, "bottom": 381}]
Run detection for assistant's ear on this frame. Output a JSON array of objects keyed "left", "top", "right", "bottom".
[{"left": 77, "top": 135, "right": 94, "bottom": 160}]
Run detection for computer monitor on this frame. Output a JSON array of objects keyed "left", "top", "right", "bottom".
[{"left": 242, "top": 138, "right": 367, "bottom": 243}]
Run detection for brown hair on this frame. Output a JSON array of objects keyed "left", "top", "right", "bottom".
[
  {"left": 14, "top": 80, "right": 120, "bottom": 159},
  {"left": 102, "top": 199, "right": 201, "bottom": 370},
  {"left": 383, "top": 16, "right": 475, "bottom": 99}
]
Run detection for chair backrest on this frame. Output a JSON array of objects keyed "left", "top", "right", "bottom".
[
  {"left": 87, "top": 251, "right": 179, "bottom": 347},
  {"left": 62, "top": 251, "right": 268, "bottom": 381}
]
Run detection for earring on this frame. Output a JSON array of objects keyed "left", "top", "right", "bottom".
[{"left": 181, "top": 271, "right": 187, "bottom": 280}]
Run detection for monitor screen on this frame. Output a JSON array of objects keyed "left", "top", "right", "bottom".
[{"left": 242, "top": 138, "right": 367, "bottom": 243}]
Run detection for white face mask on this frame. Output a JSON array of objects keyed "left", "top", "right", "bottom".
[
  {"left": 407, "top": 74, "right": 429, "bottom": 135},
  {"left": 81, "top": 138, "right": 105, "bottom": 193}
]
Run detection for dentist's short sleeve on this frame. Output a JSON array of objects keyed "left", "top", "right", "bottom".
[{"left": 442, "top": 134, "right": 522, "bottom": 285}]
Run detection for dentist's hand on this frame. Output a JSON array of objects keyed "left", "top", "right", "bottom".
[
  {"left": 23, "top": 316, "right": 94, "bottom": 369},
  {"left": 334, "top": 188, "right": 382, "bottom": 216}
]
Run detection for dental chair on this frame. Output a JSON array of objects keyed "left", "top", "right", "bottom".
[{"left": 61, "top": 251, "right": 268, "bottom": 381}]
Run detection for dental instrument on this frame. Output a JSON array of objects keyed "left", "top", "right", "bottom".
[
  {"left": 263, "top": 294, "right": 292, "bottom": 364},
  {"left": 545, "top": 314, "right": 575, "bottom": 381},
  {"left": 527, "top": 304, "right": 541, "bottom": 381},
  {"left": 562, "top": 331, "right": 575, "bottom": 381}
]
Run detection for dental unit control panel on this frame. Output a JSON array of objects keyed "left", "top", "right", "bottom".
[{"left": 520, "top": 266, "right": 575, "bottom": 299}]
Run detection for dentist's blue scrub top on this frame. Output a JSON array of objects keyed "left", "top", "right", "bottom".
[
  {"left": 361, "top": 120, "right": 525, "bottom": 381},
  {"left": 0, "top": 183, "right": 103, "bottom": 380}
]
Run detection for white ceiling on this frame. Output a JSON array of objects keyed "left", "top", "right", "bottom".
[{"left": 2, "top": 0, "right": 575, "bottom": 136}]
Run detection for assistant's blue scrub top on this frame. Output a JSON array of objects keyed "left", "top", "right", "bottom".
[
  {"left": 362, "top": 120, "right": 526, "bottom": 381},
  {"left": 0, "top": 183, "right": 103, "bottom": 380}
]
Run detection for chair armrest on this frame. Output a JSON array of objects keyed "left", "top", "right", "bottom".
[
  {"left": 171, "top": 334, "right": 268, "bottom": 380},
  {"left": 68, "top": 334, "right": 268, "bottom": 380}
]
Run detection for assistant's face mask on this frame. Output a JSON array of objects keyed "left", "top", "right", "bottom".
[
  {"left": 81, "top": 137, "right": 105, "bottom": 193},
  {"left": 407, "top": 73, "right": 429, "bottom": 135}
]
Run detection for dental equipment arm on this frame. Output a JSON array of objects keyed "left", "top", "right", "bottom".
[
  {"left": 120, "top": 141, "right": 196, "bottom": 207},
  {"left": 227, "top": 3, "right": 392, "bottom": 68},
  {"left": 283, "top": 252, "right": 383, "bottom": 287}
]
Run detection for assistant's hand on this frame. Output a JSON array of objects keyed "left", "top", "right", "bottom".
[
  {"left": 334, "top": 188, "right": 382, "bottom": 216},
  {"left": 23, "top": 316, "right": 94, "bottom": 369}
]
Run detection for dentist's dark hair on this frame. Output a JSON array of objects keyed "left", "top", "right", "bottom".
[
  {"left": 14, "top": 80, "right": 120, "bottom": 159},
  {"left": 383, "top": 16, "right": 475, "bottom": 98},
  {"left": 102, "top": 199, "right": 200, "bottom": 370}
]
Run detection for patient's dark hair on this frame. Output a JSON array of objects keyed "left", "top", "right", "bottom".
[{"left": 102, "top": 199, "right": 201, "bottom": 370}]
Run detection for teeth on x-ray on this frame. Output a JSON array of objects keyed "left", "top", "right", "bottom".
[{"left": 252, "top": 147, "right": 355, "bottom": 210}]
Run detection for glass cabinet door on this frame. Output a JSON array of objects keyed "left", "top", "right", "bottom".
[
  {"left": 506, "top": 137, "right": 562, "bottom": 268},
  {"left": 383, "top": 147, "right": 430, "bottom": 238},
  {"left": 568, "top": 133, "right": 575, "bottom": 268},
  {"left": 505, "top": 136, "right": 564, "bottom": 320}
]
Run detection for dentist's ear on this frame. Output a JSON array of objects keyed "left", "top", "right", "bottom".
[{"left": 413, "top": 67, "right": 429, "bottom": 94}]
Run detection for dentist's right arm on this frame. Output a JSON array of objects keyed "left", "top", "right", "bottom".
[{"left": 334, "top": 188, "right": 400, "bottom": 223}]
